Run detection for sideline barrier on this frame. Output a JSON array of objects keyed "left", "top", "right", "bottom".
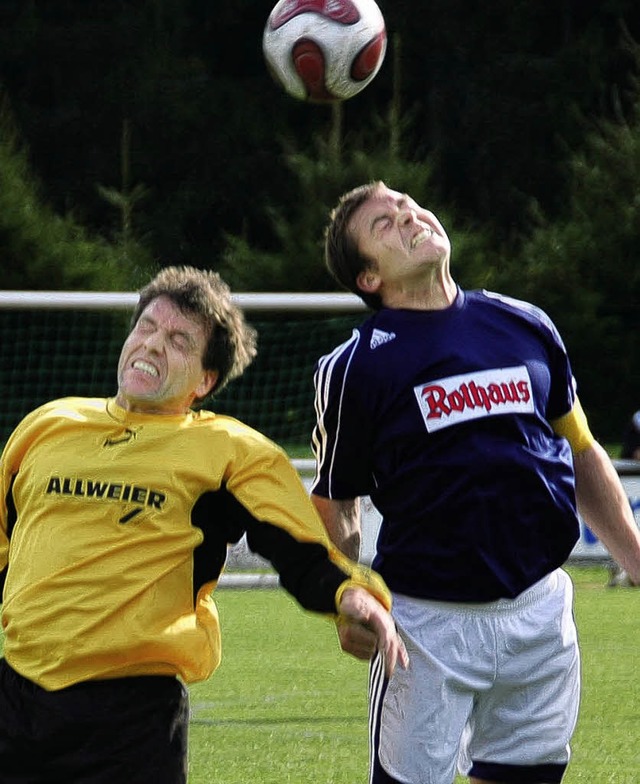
[{"left": 572, "top": 460, "right": 640, "bottom": 560}]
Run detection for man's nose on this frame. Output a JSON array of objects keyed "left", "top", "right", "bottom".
[
  {"left": 143, "top": 331, "right": 164, "bottom": 352},
  {"left": 398, "top": 208, "right": 416, "bottom": 227}
]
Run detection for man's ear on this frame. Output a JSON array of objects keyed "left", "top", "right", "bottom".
[
  {"left": 196, "top": 370, "right": 219, "bottom": 400},
  {"left": 356, "top": 269, "right": 380, "bottom": 293}
]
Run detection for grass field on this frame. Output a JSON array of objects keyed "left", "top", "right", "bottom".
[
  {"left": 187, "top": 565, "right": 639, "bottom": 784},
  {"left": 0, "top": 565, "right": 636, "bottom": 782}
]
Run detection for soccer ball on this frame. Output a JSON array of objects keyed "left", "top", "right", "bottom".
[{"left": 263, "top": 0, "right": 387, "bottom": 103}]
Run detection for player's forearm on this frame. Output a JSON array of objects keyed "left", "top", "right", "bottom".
[
  {"left": 573, "top": 442, "right": 640, "bottom": 582},
  {"left": 311, "top": 494, "right": 361, "bottom": 561}
]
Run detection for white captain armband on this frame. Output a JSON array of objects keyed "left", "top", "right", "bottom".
[{"left": 550, "top": 397, "right": 595, "bottom": 455}]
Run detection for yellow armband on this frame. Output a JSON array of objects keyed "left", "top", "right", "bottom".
[{"left": 550, "top": 397, "right": 595, "bottom": 455}]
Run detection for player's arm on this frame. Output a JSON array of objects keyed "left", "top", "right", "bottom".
[
  {"left": 237, "top": 501, "right": 406, "bottom": 675},
  {"left": 551, "top": 398, "right": 640, "bottom": 585},
  {"left": 549, "top": 396, "right": 595, "bottom": 456},
  {"left": 311, "top": 494, "right": 362, "bottom": 561},
  {"left": 0, "top": 446, "right": 20, "bottom": 589},
  {"left": 311, "top": 333, "right": 372, "bottom": 561},
  {"left": 310, "top": 493, "right": 390, "bottom": 663},
  {"left": 572, "top": 443, "right": 640, "bottom": 585},
  {"left": 219, "top": 445, "right": 406, "bottom": 673}
]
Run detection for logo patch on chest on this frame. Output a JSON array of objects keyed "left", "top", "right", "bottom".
[
  {"left": 413, "top": 366, "right": 534, "bottom": 432},
  {"left": 370, "top": 328, "right": 396, "bottom": 349}
]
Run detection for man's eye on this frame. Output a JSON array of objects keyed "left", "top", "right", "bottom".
[
  {"left": 374, "top": 218, "right": 391, "bottom": 234},
  {"left": 171, "top": 335, "right": 190, "bottom": 350}
]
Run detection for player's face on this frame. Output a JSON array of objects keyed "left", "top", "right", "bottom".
[
  {"left": 116, "top": 296, "right": 217, "bottom": 415},
  {"left": 349, "top": 186, "right": 451, "bottom": 290}
]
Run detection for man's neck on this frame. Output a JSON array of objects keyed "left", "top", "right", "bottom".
[{"left": 382, "top": 273, "right": 457, "bottom": 311}]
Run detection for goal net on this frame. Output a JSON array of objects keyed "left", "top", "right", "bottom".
[
  {"left": 0, "top": 291, "right": 368, "bottom": 581},
  {"left": 0, "top": 292, "right": 364, "bottom": 452}
]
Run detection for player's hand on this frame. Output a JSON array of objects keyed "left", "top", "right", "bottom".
[{"left": 337, "top": 588, "right": 409, "bottom": 677}]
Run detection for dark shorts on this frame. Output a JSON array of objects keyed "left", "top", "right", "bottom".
[{"left": 0, "top": 659, "right": 190, "bottom": 784}]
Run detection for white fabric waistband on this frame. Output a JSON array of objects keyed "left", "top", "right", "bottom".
[{"left": 394, "top": 568, "right": 566, "bottom": 616}]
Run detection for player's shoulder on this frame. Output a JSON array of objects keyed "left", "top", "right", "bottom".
[
  {"left": 316, "top": 326, "right": 363, "bottom": 372},
  {"left": 21, "top": 396, "right": 106, "bottom": 424},
  {"left": 471, "top": 289, "right": 558, "bottom": 332},
  {"left": 195, "top": 409, "right": 286, "bottom": 456},
  {"left": 2, "top": 398, "right": 107, "bottom": 455},
  {"left": 318, "top": 310, "right": 406, "bottom": 363}
]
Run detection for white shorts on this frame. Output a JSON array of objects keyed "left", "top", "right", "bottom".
[{"left": 370, "top": 568, "right": 580, "bottom": 784}]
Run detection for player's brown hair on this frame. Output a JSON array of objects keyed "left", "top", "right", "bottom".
[
  {"left": 131, "top": 266, "right": 257, "bottom": 401},
  {"left": 324, "top": 181, "right": 384, "bottom": 311}
]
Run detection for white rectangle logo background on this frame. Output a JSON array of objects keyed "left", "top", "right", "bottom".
[{"left": 413, "top": 366, "right": 535, "bottom": 432}]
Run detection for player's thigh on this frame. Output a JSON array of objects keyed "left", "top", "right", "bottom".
[
  {"left": 373, "top": 596, "right": 495, "bottom": 784},
  {"left": 0, "top": 663, "right": 189, "bottom": 784},
  {"left": 57, "top": 675, "right": 191, "bottom": 784},
  {"left": 462, "top": 570, "right": 579, "bottom": 780}
]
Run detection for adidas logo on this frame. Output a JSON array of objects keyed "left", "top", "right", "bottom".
[{"left": 370, "top": 329, "right": 396, "bottom": 349}]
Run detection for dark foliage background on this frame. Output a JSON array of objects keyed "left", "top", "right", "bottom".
[{"left": 1, "top": 0, "right": 639, "bottom": 438}]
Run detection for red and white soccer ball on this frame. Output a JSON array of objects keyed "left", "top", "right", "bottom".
[{"left": 262, "top": 0, "right": 387, "bottom": 103}]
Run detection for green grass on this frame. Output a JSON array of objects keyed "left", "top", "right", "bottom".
[
  {"left": 187, "top": 587, "right": 368, "bottom": 783},
  {"left": 282, "top": 443, "right": 314, "bottom": 460},
  {"left": 563, "top": 567, "right": 640, "bottom": 783},
  {"left": 1, "top": 566, "right": 638, "bottom": 782},
  {"left": 188, "top": 566, "right": 640, "bottom": 784}
]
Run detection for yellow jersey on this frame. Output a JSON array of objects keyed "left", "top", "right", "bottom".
[{"left": 0, "top": 397, "right": 389, "bottom": 690}]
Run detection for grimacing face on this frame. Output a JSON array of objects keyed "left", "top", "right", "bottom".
[
  {"left": 116, "top": 296, "right": 217, "bottom": 415},
  {"left": 349, "top": 185, "right": 451, "bottom": 294}
]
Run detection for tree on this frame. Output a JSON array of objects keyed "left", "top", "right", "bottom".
[
  {"left": 0, "top": 94, "right": 151, "bottom": 290},
  {"left": 496, "top": 31, "right": 640, "bottom": 437}
]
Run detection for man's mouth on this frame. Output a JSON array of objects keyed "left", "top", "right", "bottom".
[
  {"left": 411, "top": 227, "right": 433, "bottom": 249},
  {"left": 132, "top": 360, "right": 159, "bottom": 377}
]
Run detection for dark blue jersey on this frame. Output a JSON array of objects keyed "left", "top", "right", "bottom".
[{"left": 311, "top": 289, "right": 580, "bottom": 602}]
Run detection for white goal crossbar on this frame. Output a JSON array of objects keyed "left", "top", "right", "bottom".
[{"left": 0, "top": 290, "right": 366, "bottom": 313}]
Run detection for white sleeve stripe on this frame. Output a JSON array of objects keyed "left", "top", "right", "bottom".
[{"left": 312, "top": 330, "right": 360, "bottom": 497}]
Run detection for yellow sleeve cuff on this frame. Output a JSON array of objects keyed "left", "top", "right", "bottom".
[
  {"left": 334, "top": 569, "right": 392, "bottom": 615},
  {"left": 550, "top": 397, "right": 595, "bottom": 455}
]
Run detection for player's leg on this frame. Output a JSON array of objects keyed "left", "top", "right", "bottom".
[
  {"left": 469, "top": 779, "right": 502, "bottom": 784},
  {"left": 50, "top": 674, "right": 190, "bottom": 783},
  {"left": 369, "top": 594, "right": 495, "bottom": 784},
  {"left": 469, "top": 777, "right": 560, "bottom": 784},
  {"left": 459, "top": 569, "right": 580, "bottom": 784},
  {"left": 0, "top": 660, "right": 189, "bottom": 783},
  {"left": 369, "top": 653, "right": 405, "bottom": 784},
  {"left": 0, "top": 658, "right": 43, "bottom": 782}
]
